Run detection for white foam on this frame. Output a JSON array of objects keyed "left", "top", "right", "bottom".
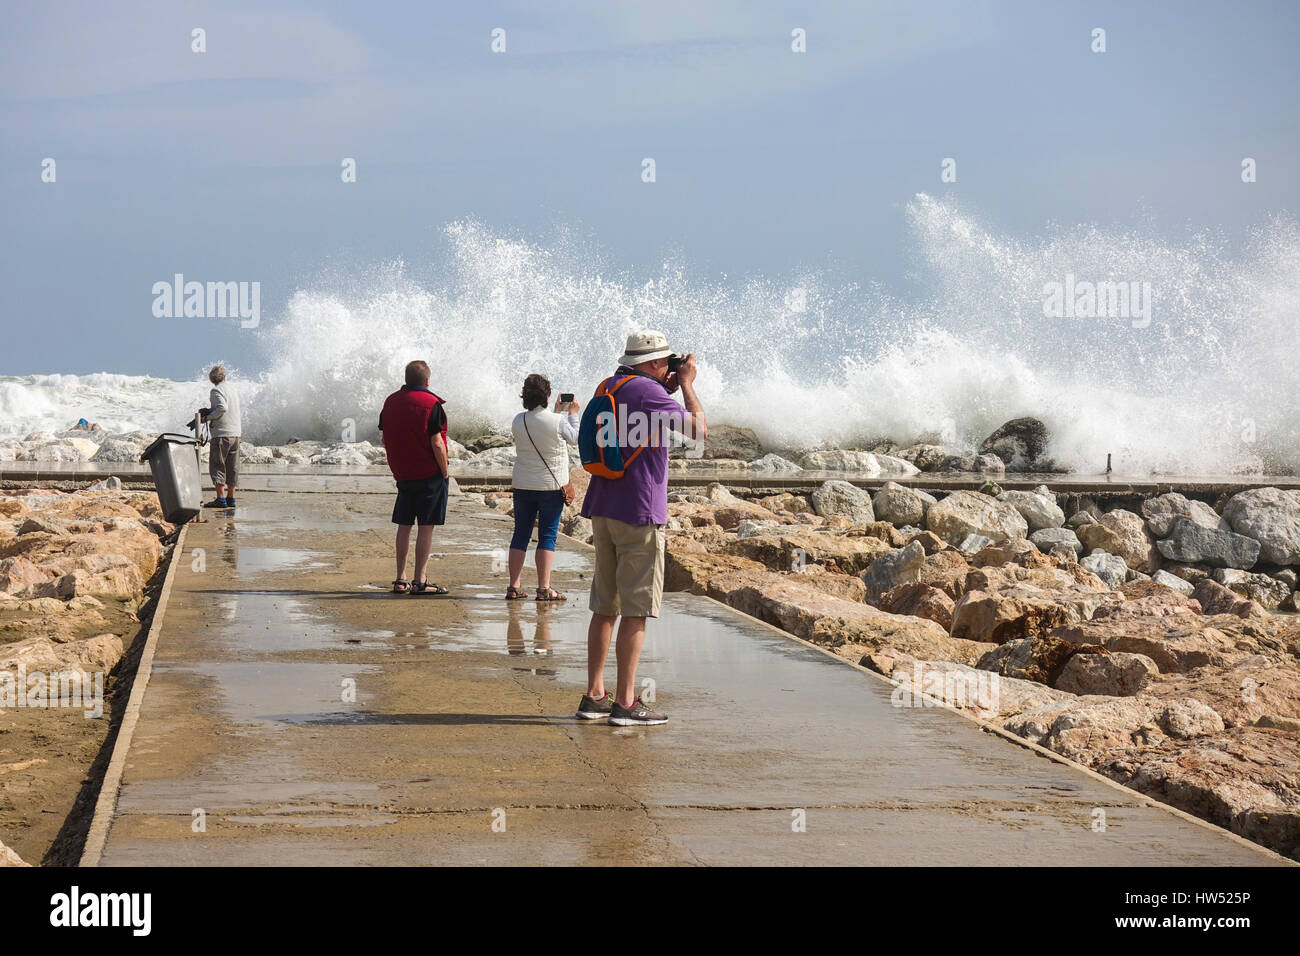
[{"left": 4, "top": 198, "right": 1297, "bottom": 475}]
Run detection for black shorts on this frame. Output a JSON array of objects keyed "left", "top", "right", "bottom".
[{"left": 392, "top": 476, "right": 449, "bottom": 526}]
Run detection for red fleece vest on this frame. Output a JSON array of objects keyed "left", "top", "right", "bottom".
[{"left": 381, "top": 386, "right": 446, "bottom": 481}]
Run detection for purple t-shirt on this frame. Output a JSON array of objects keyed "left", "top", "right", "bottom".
[{"left": 580, "top": 367, "right": 687, "bottom": 526}]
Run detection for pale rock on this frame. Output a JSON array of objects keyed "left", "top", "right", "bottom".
[
  {"left": 1152, "top": 569, "right": 1195, "bottom": 595},
  {"left": 809, "top": 480, "right": 875, "bottom": 524},
  {"left": 871, "top": 481, "right": 935, "bottom": 527},
  {"left": 1156, "top": 518, "right": 1261, "bottom": 570},
  {"left": 1077, "top": 510, "right": 1158, "bottom": 572},
  {"left": 1221, "top": 487, "right": 1300, "bottom": 566},
  {"left": 1031, "top": 526, "right": 1083, "bottom": 557},
  {"left": 862, "top": 541, "right": 925, "bottom": 603},
  {"left": 998, "top": 490, "right": 1065, "bottom": 532},
  {"left": 926, "top": 490, "right": 1028, "bottom": 547},
  {"left": 1081, "top": 550, "right": 1128, "bottom": 588},
  {"left": 1141, "top": 492, "right": 1229, "bottom": 538}
]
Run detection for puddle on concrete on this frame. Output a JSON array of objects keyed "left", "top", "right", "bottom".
[
  {"left": 183, "top": 661, "right": 383, "bottom": 726},
  {"left": 231, "top": 547, "right": 333, "bottom": 576},
  {"left": 217, "top": 592, "right": 358, "bottom": 654}
]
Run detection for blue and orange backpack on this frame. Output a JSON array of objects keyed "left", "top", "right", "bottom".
[{"left": 578, "top": 375, "right": 649, "bottom": 479}]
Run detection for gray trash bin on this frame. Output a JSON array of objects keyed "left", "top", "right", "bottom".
[{"left": 140, "top": 433, "right": 203, "bottom": 523}]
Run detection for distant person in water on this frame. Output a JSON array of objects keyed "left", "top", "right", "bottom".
[
  {"left": 506, "top": 373, "right": 579, "bottom": 601},
  {"left": 379, "top": 360, "right": 450, "bottom": 595},
  {"left": 200, "top": 366, "right": 241, "bottom": 509},
  {"left": 71, "top": 419, "right": 102, "bottom": 431}
]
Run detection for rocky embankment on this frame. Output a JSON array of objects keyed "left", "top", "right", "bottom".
[
  {"left": 502, "top": 471, "right": 1300, "bottom": 860},
  {"left": 2, "top": 416, "right": 1064, "bottom": 477},
  {"left": 0, "top": 485, "right": 175, "bottom": 866}
]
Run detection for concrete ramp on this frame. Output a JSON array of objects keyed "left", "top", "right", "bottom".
[{"left": 90, "top": 491, "right": 1282, "bottom": 865}]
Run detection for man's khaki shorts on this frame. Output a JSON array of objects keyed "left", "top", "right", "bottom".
[{"left": 589, "top": 516, "right": 666, "bottom": 619}]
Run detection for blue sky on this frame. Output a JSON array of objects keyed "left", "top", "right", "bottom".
[{"left": 2, "top": 0, "right": 1297, "bottom": 378}]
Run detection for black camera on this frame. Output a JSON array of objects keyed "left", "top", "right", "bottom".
[
  {"left": 559, "top": 393, "right": 574, "bottom": 403},
  {"left": 667, "top": 354, "right": 683, "bottom": 373}
]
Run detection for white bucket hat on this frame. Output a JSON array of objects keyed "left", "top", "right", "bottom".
[{"left": 618, "top": 329, "right": 675, "bottom": 367}]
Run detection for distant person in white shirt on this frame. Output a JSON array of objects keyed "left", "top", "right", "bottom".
[
  {"left": 506, "top": 373, "right": 579, "bottom": 600},
  {"left": 201, "top": 365, "right": 242, "bottom": 509}
]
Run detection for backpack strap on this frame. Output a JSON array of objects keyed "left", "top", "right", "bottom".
[{"left": 600, "top": 375, "right": 652, "bottom": 469}]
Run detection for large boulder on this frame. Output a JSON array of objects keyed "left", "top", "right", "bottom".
[
  {"left": 895, "top": 444, "right": 954, "bottom": 471},
  {"left": 1077, "top": 510, "right": 1158, "bottom": 572},
  {"left": 1143, "top": 659, "right": 1300, "bottom": 729},
  {"left": 703, "top": 567, "right": 965, "bottom": 662},
  {"left": 722, "top": 529, "right": 891, "bottom": 576},
  {"left": 862, "top": 541, "right": 926, "bottom": 603},
  {"left": 1004, "top": 696, "right": 1225, "bottom": 761},
  {"left": 664, "top": 548, "right": 768, "bottom": 593},
  {"left": 465, "top": 433, "right": 513, "bottom": 453},
  {"left": 1190, "top": 579, "right": 1270, "bottom": 620},
  {"left": 1081, "top": 550, "right": 1128, "bottom": 588},
  {"left": 1141, "top": 492, "right": 1228, "bottom": 538},
  {"left": 1052, "top": 617, "right": 1250, "bottom": 673},
  {"left": 917, "top": 549, "right": 972, "bottom": 599},
  {"left": 809, "top": 480, "right": 875, "bottom": 524},
  {"left": 950, "top": 588, "right": 1078, "bottom": 645},
  {"left": 1212, "top": 569, "right": 1292, "bottom": 610},
  {"left": 926, "top": 491, "right": 1028, "bottom": 547},
  {"left": 976, "top": 635, "right": 1095, "bottom": 685},
  {"left": 972, "top": 537, "right": 1067, "bottom": 569},
  {"left": 799, "top": 450, "right": 920, "bottom": 476},
  {"left": 746, "top": 454, "right": 802, "bottom": 473},
  {"left": 978, "top": 417, "right": 1049, "bottom": 470},
  {"left": 878, "top": 582, "right": 956, "bottom": 630},
  {"left": 873, "top": 654, "right": 1072, "bottom": 720},
  {"left": 754, "top": 492, "right": 811, "bottom": 515},
  {"left": 1030, "top": 527, "right": 1083, "bottom": 557},
  {"left": 963, "top": 565, "right": 1116, "bottom": 618},
  {"left": 1151, "top": 569, "right": 1195, "bottom": 595},
  {"left": 0, "top": 556, "right": 54, "bottom": 597},
  {"left": 697, "top": 484, "right": 776, "bottom": 530},
  {"left": 997, "top": 489, "right": 1065, "bottom": 532},
  {"left": 0, "top": 632, "right": 124, "bottom": 676},
  {"left": 1055, "top": 651, "right": 1159, "bottom": 696},
  {"left": 871, "top": 481, "right": 935, "bottom": 527},
  {"left": 1109, "top": 729, "right": 1300, "bottom": 860},
  {"left": 1155, "top": 517, "right": 1261, "bottom": 570},
  {"left": 1221, "top": 487, "right": 1300, "bottom": 566}
]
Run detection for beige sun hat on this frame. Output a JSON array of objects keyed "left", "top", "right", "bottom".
[{"left": 618, "top": 329, "right": 675, "bottom": 367}]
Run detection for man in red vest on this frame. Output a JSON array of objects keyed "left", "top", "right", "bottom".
[{"left": 379, "top": 360, "right": 451, "bottom": 594}]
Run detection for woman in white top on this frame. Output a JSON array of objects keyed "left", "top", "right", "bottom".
[{"left": 507, "top": 373, "right": 580, "bottom": 600}]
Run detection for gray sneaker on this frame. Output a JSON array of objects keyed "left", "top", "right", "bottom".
[
  {"left": 609, "top": 697, "right": 668, "bottom": 726},
  {"left": 576, "top": 692, "right": 615, "bottom": 720}
]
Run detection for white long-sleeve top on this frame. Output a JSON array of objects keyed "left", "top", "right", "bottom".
[{"left": 511, "top": 407, "right": 579, "bottom": 491}]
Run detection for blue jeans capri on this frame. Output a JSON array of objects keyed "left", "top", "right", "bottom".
[{"left": 510, "top": 488, "right": 565, "bottom": 552}]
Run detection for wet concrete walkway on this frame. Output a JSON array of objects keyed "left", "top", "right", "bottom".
[{"left": 94, "top": 491, "right": 1280, "bottom": 865}]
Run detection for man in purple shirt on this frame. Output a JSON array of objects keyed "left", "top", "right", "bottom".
[{"left": 576, "top": 330, "right": 707, "bottom": 726}]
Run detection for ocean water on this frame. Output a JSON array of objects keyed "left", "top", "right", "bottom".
[{"left": 2, "top": 195, "right": 1297, "bottom": 475}]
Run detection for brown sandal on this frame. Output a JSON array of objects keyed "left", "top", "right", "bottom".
[
  {"left": 505, "top": 586, "right": 528, "bottom": 600},
  {"left": 535, "top": 587, "right": 567, "bottom": 601}
]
